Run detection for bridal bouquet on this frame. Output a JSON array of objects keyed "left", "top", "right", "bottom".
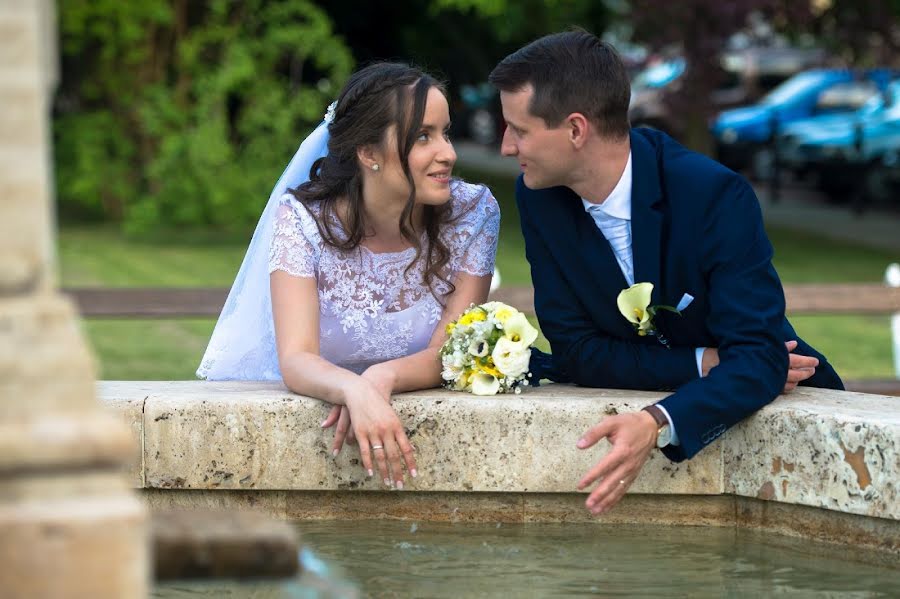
[{"left": 440, "top": 301, "right": 538, "bottom": 395}]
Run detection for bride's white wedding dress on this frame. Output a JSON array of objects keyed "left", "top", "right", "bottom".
[
  {"left": 268, "top": 180, "right": 499, "bottom": 374},
  {"left": 199, "top": 177, "right": 498, "bottom": 381}
]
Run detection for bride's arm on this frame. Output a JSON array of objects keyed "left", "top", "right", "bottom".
[
  {"left": 364, "top": 271, "right": 493, "bottom": 394},
  {"left": 270, "top": 271, "right": 361, "bottom": 403},
  {"left": 271, "top": 270, "right": 416, "bottom": 485}
]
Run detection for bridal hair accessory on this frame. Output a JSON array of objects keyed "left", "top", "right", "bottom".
[{"left": 324, "top": 101, "right": 337, "bottom": 124}]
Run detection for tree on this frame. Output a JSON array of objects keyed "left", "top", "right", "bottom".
[
  {"left": 55, "top": 0, "right": 353, "bottom": 231},
  {"left": 322, "top": 0, "right": 614, "bottom": 92}
]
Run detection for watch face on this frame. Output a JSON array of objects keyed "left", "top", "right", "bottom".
[{"left": 656, "top": 425, "right": 672, "bottom": 448}]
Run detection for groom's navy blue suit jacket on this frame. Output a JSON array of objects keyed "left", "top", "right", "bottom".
[{"left": 519, "top": 128, "right": 843, "bottom": 462}]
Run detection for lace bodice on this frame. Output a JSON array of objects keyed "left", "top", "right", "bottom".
[{"left": 268, "top": 180, "right": 500, "bottom": 373}]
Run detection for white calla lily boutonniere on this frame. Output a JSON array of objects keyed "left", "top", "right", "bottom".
[{"left": 616, "top": 282, "right": 680, "bottom": 338}]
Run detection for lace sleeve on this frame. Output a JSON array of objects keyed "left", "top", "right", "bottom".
[
  {"left": 450, "top": 181, "right": 501, "bottom": 277},
  {"left": 268, "top": 194, "right": 320, "bottom": 278}
]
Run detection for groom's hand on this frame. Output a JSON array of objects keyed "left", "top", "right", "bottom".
[
  {"left": 702, "top": 341, "right": 818, "bottom": 393},
  {"left": 783, "top": 340, "right": 818, "bottom": 393},
  {"left": 575, "top": 411, "right": 658, "bottom": 515}
]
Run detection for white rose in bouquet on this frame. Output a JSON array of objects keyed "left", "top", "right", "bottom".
[{"left": 491, "top": 337, "right": 530, "bottom": 378}]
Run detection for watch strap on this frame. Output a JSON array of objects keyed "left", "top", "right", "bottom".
[{"left": 642, "top": 404, "right": 668, "bottom": 430}]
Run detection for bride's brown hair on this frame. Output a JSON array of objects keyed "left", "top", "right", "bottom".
[{"left": 290, "top": 62, "right": 456, "bottom": 300}]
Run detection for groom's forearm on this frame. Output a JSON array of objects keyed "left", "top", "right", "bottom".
[
  {"left": 658, "top": 339, "right": 786, "bottom": 461},
  {"left": 551, "top": 331, "right": 698, "bottom": 391}
]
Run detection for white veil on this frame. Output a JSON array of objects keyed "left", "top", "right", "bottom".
[{"left": 197, "top": 115, "right": 332, "bottom": 381}]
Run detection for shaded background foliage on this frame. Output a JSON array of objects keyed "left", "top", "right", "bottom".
[
  {"left": 54, "top": 0, "right": 900, "bottom": 231},
  {"left": 53, "top": 0, "right": 618, "bottom": 232}
]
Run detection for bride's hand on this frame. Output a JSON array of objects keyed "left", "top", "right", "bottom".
[
  {"left": 343, "top": 378, "right": 416, "bottom": 488},
  {"left": 322, "top": 405, "right": 354, "bottom": 451},
  {"left": 323, "top": 365, "right": 396, "bottom": 451}
]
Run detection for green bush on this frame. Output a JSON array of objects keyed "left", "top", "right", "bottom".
[{"left": 55, "top": 0, "right": 353, "bottom": 232}]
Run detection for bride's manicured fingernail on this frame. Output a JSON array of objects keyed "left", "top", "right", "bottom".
[
  {"left": 396, "top": 480, "right": 404, "bottom": 490},
  {"left": 367, "top": 469, "right": 374, "bottom": 477},
  {"left": 383, "top": 478, "right": 391, "bottom": 487},
  {"left": 410, "top": 468, "right": 418, "bottom": 478},
  {"left": 332, "top": 449, "right": 339, "bottom": 458}
]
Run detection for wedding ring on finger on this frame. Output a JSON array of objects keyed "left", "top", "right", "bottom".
[
  {"left": 619, "top": 480, "right": 626, "bottom": 485},
  {"left": 370, "top": 445, "right": 384, "bottom": 450}
]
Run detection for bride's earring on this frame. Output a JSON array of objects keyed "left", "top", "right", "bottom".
[{"left": 371, "top": 164, "right": 380, "bottom": 172}]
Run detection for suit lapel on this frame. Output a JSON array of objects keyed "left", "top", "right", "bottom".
[
  {"left": 629, "top": 131, "right": 665, "bottom": 305},
  {"left": 535, "top": 185, "right": 629, "bottom": 302},
  {"left": 569, "top": 189, "right": 630, "bottom": 293}
]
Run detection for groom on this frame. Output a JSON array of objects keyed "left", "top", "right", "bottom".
[{"left": 489, "top": 31, "right": 843, "bottom": 515}]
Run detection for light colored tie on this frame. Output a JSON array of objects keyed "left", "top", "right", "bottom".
[{"left": 588, "top": 205, "right": 634, "bottom": 286}]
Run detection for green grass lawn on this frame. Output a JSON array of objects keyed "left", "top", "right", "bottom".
[{"left": 59, "top": 167, "right": 898, "bottom": 381}]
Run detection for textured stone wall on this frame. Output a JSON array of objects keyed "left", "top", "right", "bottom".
[{"left": 100, "top": 380, "right": 900, "bottom": 557}]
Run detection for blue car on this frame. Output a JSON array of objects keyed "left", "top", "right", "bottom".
[
  {"left": 711, "top": 69, "right": 894, "bottom": 178},
  {"left": 777, "top": 81, "right": 900, "bottom": 205},
  {"left": 630, "top": 46, "right": 826, "bottom": 140}
]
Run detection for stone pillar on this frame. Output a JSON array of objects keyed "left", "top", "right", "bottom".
[{"left": 0, "top": 1, "right": 149, "bottom": 597}]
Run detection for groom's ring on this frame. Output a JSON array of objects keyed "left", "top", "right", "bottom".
[
  {"left": 371, "top": 445, "right": 384, "bottom": 450},
  {"left": 619, "top": 480, "right": 626, "bottom": 485}
]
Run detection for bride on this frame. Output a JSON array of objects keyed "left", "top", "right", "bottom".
[{"left": 197, "top": 63, "right": 500, "bottom": 490}]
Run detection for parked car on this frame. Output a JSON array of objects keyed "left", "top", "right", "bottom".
[
  {"left": 630, "top": 46, "right": 825, "bottom": 138},
  {"left": 776, "top": 80, "right": 900, "bottom": 206},
  {"left": 764, "top": 79, "right": 888, "bottom": 180},
  {"left": 710, "top": 69, "right": 895, "bottom": 179},
  {"left": 869, "top": 147, "right": 900, "bottom": 204}
]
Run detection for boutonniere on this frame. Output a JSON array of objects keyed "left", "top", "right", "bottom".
[{"left": 616, "top": 282, "right": 680, "bottom": 342}]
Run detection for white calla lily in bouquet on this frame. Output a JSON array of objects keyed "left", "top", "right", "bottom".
[{"left": 439, "top": 301, "right": 538, "bottom": 395}]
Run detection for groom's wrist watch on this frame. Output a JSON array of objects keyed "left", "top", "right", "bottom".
[{"left": 642, "top": 404, "right": 673, "bottom": 448}]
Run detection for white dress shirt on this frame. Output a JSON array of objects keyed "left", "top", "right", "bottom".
[{"left": 580, "top": 152, "right": 706, "bottom": 446}]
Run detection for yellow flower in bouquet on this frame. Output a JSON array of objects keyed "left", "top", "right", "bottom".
[
  {"left": 439, "top": 302, "right": 537, "bottom": 395},
  {"left": 457, "top": 308, "right": 487, "bottom": 326}
]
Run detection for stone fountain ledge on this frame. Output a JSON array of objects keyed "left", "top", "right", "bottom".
[{"left": 100, "top": 381, "right": 899, "bottom": 555}]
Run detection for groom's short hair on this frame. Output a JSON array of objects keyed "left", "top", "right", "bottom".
[{"left": 489, "top": 29, "right": 631, "bottom": 140}]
